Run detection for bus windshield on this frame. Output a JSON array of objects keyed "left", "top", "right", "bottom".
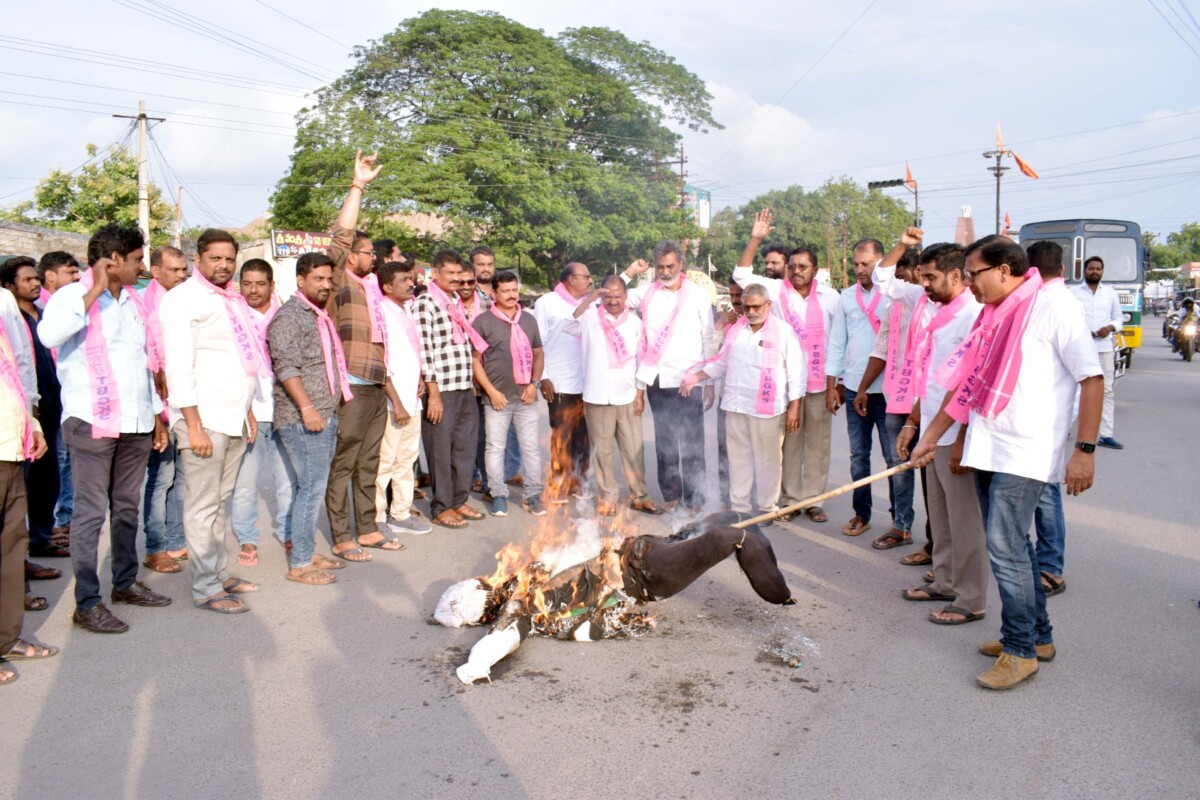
[{"left": 1084, "top": 237, "right": 1139, "bottom": 283}]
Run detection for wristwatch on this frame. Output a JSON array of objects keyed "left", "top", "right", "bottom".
[{"left": 1074, "top": 440, "right": 1096, "bottom": 454}]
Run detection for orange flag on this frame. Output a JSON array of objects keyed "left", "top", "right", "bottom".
[
  {"left": 1002, "top": 213, "right": 1012, "bottom": 236},
  {"left": 905, "top": 161, "right": 917, "bottom": 190},
  {"left": 996, "top": 123, "right": 1005, "bottom": 151},
  {"left": 1011, "top": 152, "right": 1040, "bottom": 179}
]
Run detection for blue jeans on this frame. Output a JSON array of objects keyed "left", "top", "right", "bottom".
[
  {"left": 1034, "top": 482, "right": 1065, "bottom": 578},
  {"left": 883, "top": 412, "right": 916, "bottom": 532},
  {"left": 277, "top": 416, "right": 338, "bottom": 568},
  {"left": 975, "top": 470, "right": 1052, "bottom": 659},
  {"left": 474, "top": 398, "right": 520, "bottom": 490},
  {"left": 143, "top": 433, "right": 186, "bottom": 555},
  {"left": 54, "top": 429, "right": 73, "bottom": 527},
  {"left": 483, "top": 401, "right": 543, "bottom": 500},
  {"left": 231, "top": 421, "right": 295, "bottom": 547},
  {"left": 843, "top": 389, "right": 897, "bottom": 522}
]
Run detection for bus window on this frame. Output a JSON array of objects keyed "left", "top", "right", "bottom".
[{"left": 1084, "top": 238, "right": 1139, "bottom": 282}]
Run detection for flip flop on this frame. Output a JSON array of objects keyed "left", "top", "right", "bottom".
[
  {"left": 332, "top": 546, "right": 372, "bottom": 562},
  {"left": 311, "top": 553, "right": 346, "bottom": 570},
  {"left": 0, "top": 659, "right": 16, "bottom": 686},
  {"left": 24, "top": 595, "right": 49, "bottom": 612},
  {"left": 3, "top": 639, "right": 59, "bottom": 660},
  {"left": 143, "top": 552, "right": 182, "bottom": 573},
  {"left": 901, "top": 550, "right": 933, "bottom": 566},
  {"left": 1040, "top": 572, "right": 1066, "bottom": 597},
  {"left": 902, "top": 586, "right": 956, "bottom": 602},
  {"left": 193, "top": 593, "right": 248, "bottom": 614},
  {"left": 358, "top": 535, "right": 405, "bottom": 551},
  {"left": 285, "top": 566, "right": 337, "bottom": 585},
  {"left": 929, "top": 605, "right": 986, "bottom": 625},
  {"left": 223, "top": 578, "right": 259, "bottom": 594},
  {"left": 237, "top": 548, "right": 259, "bottom": 567},
  {"left": 871, "top": 530, "right": 912, "bottom": 550}
]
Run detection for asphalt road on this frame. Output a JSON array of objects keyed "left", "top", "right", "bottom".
[{"left": 4, "top": 331, "right": 1198, "bottom": 800}]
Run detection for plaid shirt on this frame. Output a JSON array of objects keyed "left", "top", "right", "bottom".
[
  {"left": 414, "top": 291, "right": 475, "bottom": 392},
  {"left": 326, "top": 224, "right": 387, "bottom": 385}
]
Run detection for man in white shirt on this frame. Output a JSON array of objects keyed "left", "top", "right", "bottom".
[
  {"left": 230, "top": 260, "right": 295, "bottom": 565},
  {"left": 39, "top": 224, "right": 170, "bottom": 633},
  {"left": 1070, "top": 256, "right": 1124, "bottom": 450},
  {"left": 376, "top": 260, "right": 432, "bottom": 535},
  {"left": 733, "top": 215, "right": 839, "bottom": 523},
  {"left": 911, "top": 236, "right": 1102, "bottom": 690},
  {"left": 534, "top": 262, "right": 594, "bottom": 502},
  {"left": 160, "top": 229, "right": 262, "bottom": 614},
  {"left": 888, "top": 243, "right": 988, "bottom": 626},
  {"left": 621, "top": 241, "right": 715, "bottom": 513},
  {"left": 681, "top": 284, "right": 804, "bottom": 517},
  {"left": 565, "top": 275, "right": 661, "bottom": 516},
  {"left": 826, "top": 239, "right": 902, "bottom": 538}
]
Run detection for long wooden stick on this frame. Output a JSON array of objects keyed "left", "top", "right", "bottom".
[{"left": 732, "top": 463, "right": 914, "bottom": 529}]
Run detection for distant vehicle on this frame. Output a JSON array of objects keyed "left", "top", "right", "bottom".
[{"left": 1018, "top": 219, "right": 1144, "bottom": 369}]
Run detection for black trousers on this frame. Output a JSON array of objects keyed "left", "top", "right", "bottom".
[
  {"left": 546, "top": 392, "right": 589, "bottom": 496},
  {"left": 24, "top": 415, "right": 59, "bottom": 551},
  {"left": 423, "top": 389, "right": 477, "bottom": 517},
  {"left": 645, "top": 380, "right": 706, "bottom": 507},
  {"left": 63, "top": 418, "right": 153, "bottom": 611}
]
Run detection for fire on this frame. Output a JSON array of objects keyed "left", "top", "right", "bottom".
[{"left": 545, "top": 401, "right": 586, "bottom": 503}]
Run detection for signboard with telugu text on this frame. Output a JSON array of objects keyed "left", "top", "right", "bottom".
[{"left": 271, "top": 229, "right": 333, "bottom": 259}]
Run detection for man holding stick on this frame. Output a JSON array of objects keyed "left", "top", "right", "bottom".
[{"left": 909, "top": 236, "right": 1102, "bottom": 690}]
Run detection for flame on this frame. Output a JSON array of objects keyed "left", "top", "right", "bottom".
[{"left": 545, "top": 401, "right": 586, "bottom": 503}]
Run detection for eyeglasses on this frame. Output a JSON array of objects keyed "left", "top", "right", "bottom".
[
  {"left": 460, "top": 279, "right": 477, "bottom": 287},
  {"left": 352, "top": 249, "right": 374, "bottom": 256},
  {"left": 963, "top": 265, "right": 998, "bottom": 282},
  {"left": 743, "top": 302, "right": 768, "bottom": 312}
]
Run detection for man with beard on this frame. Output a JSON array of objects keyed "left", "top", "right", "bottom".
[
  {"left": 1070, "top": 257, "right": 1124, "bottom": 450},
  {"left": 827, "top": 238, "right": 905, "bottom": 539},
  {"left": 160, "top": 229, "right": 263, "bottom": 613}
]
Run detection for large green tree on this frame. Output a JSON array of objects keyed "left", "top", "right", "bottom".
[
  {"left": 270, "top": 10, "right": 720, "bottom": 286},
  {"left": 697, "top": 179, "right": 914, "bottom": 287},
  {"left": 2, "top": 144, "right": 175, "bottom": 243}
]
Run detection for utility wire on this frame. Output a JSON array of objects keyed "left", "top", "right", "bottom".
[{"left": 252, "top": 0, "right": 352, "bottom": 49}]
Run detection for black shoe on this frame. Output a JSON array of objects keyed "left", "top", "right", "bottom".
[
  {"left": 73, "top": 603, "right": 129, "bottom": 633},
  {"left": 111, "top": 581, "right": 172, "bottom": 607}
]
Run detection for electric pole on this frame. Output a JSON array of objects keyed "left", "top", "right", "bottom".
[
  {"left": 981, "top": 149, "right": 1008, "bottom": 235},
  {"left": 174, "top": 185, "right": 183, "bottom": 248},
  {"left": 113, "top": 100, "right": 165, "bottom": 270}
]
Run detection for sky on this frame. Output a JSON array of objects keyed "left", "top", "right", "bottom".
[{"left": 2, "top": 0, "right": 1199, "bottom": 247}]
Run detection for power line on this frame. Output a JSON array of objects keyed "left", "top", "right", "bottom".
[
  {"left": 0, "top": 123, "right": 136, "bottom": 203},
  {"left": 1148, "top": 0, "right": 1200, "bottom": 57},
  {"left": 110, "top": 0, "right": 336, "bottom": 83},
  {"left": 252, "top": 0, "right": 352, "bottom": 49}
]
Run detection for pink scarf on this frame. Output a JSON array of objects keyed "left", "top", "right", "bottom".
[
  {"left": 345, "top": 269, "right": 387, "bottom": 347},
  {"left": 638, "top": 276, "right": 690, "bottom": 368},
  {"left": 688, "top": 315, "right": 781, "bottom": 416},
  {"left": 778, "top": 280, "right": 826, "bottom": 393},
  {"left": 192, "top": 269, "right": 269, "bottom": 378},
  {"left": 249, "top": 298, "right": 281, "bottom": 378},
  {"left": 0, "top": 326, "right": 34, "bottom": 459},
  {"left": 427, "top": 281, "right": 490, "bottom": 353},
  {"left": 937, "top": 270, "right": 1043, "bottom": 424},
  {"left": 856, "top": 283, "right": 881, "bottom": 334},
  {"left": 490, "top": 303, "right": 534, "bottom": 384},
  {"left": 882, "top": 301, "right": 906, "bottom": 409},
  {"left": 888, "top": 290, "right": 973, "bottom": 414},
  {"left": 37, "top": 287, "right": 51, "bottom": 307},
  {"left": 597, "top": 305, "right": 634, "bottom": 368},
  {"left": 78, "top": 270, "right": 158, "bottom": 438},
  {"left": 294, "top": 291, "right": 353, "bottom": 403}
]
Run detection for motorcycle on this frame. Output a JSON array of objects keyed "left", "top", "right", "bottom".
[
  {"left": 1177, "top": 317, "right": 1198, "bottom": 362},
  {"left": 1163, "top": 311, "right": 1179, "bottom": 341}
]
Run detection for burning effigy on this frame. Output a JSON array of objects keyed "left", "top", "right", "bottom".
[{"left": 435, "top": 511, "right": 795, "bottom": 684}]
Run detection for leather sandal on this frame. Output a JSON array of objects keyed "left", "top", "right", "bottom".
[
  {"left": 871, "top": 528, "right": 911, "bottom": 550},
  {"left": 143, "top": 552, "right": 182, "bottom": 574},
  {"left": 454, "top": 504, "right": 484, "bottom": 521},
  {"left": 433, "top": 510, "right": 467, "bottom": 529},
  {"left": 841, "top": 516, "right": 871, "bottom": 537}
]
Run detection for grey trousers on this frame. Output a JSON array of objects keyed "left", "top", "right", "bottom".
[
  {"left": 174, "top": 421, "right": 247, "bottom": 602},
  {"left": 584, "top": 401, "right": 649, "bottom": 503},
  {"left": 725, "top": 411, "right": 785, "bottom": 514},
  {"left": 927, "top": 445, "right": 990, "bottom": 613},
  {"left": 780, "top": 391, "right": 831, "bottom": 506}
]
